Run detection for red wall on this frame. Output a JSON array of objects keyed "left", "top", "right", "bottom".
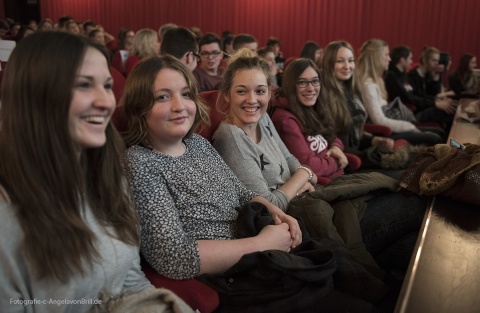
[{"left": 40, "top": 0, "right": 479, "bottom": 74}]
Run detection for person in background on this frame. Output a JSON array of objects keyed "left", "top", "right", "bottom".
[
  {"left": 448, "top": 53, "right": 479, "bottom": 98},
  {"left": 122, "top": 54, "right": 299, "bottom": 280},
  {"left": 160, "top": 27, "right": 199, "bottom": 71},
  {"left": 66, "top": 20, "right": 81, "bottom": 35},
  {"left": 357, "top": 39, "right": 445, "bottom": 146},
  {"left": 125, "top": 28, "right": 160, "bottom": 77},
  {"left": 193, "top": 33, "right": 225, "bottom": 91},
  {"left": 83, "top": 20, "right": 96, "bottom": 36},
  {"left": 385, "top": 45, "right": 455, "bottom": 126},
  {"left": 0, "top": 20, "right": 11, "bottom": 38},
  {"left": 300, "top": 40, "right": 323, "bottom": 69},
  {"left": 37, "top": 18, "right": 54, "bottom": 31},
  {"left": 0, "top": 31, "right": 161, "bottom": 313},
  {"left": 266, "top": 36, "right": 284, "bottom": 70},
  {"left": 257, "top": 46, "right": 279, "bottom": 88},
  {"left": 407, "top": 46, "right": 457, "bottom": 117},
  {"left": 157, "top": 22, "right": 177, "bottom": 44},
  {"left": 89, "top": 28, "right": 106, "bottom": 46},
  {"left": 232, "top": 34, "right": 258, "bottom": 52},
  {"left": 222, "top": 33, "right": 235, "bottom": 56}
]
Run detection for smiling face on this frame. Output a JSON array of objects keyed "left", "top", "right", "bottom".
[
  {"left": 334, "top": 46, "right": 355, "bottom": 81},
  {"left": 225, "top": 69, "right": 270, "bottom": 128},
  {"left": 296, "top": 66, "right": 320, "bottom": 107},
  {"left": 69, "top": 47, "right": 116, "bottom": 155},
  {"left": 146, "top": 68, "right": 197, "bottom": 147},
  {"left": 380, "top": 45, "right": 391, "bottom": 71}
]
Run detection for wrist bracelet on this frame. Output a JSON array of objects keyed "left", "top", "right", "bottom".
[{"left": 297, "top": 165, "right": 313, "bottom": 182}]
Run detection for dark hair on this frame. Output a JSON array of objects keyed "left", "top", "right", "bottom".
[
  {"left": 390, "top": 45, "right": 411, "bottom": 65},
  {"left": 118, "top": 27, "right": 133, "bottom": 50},
  {"left": 198, "top": 33, "right": 222, "bottom": 50},
  {"left": 83, "top": 20, "right": 96, "bottom": 32},
  {"left": 57, "top": 15, "right": 73, "bottom": 29},
  {"left": 122, "top": 55, "right": 210, "bottom": 147},
  {"left": 266, "top": 37, "right": 280, "bottom": 47},
  {"left": 232, "top": 34, "right": 257, "bottom": 51},
  {"left": 257, "top": 46, "right": 274, "bottom": 58},
  {"left": 16, "top": 25, "right": 35, "bottom": 41},
  {"left": 300, "top": 41, "right": 320, "bottom": 61},
  {"left": 222, "top": 34, "right": 234, "bottom": 52},
  {"left": 0, "top": 31, "right": 139, "bottom": 282},
  {"left": 454, "top": 53, "right": 476, "bottom": 82},
  {"left": 280, "top": 58, "right": 335, "bottom": 139},
  {"left": 161, "top": 27, "right": 198, "bottom": 59}
]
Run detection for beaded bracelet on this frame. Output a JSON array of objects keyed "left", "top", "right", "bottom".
[{"left": 297, "top": 165, "right": 313, "bottom": 182}]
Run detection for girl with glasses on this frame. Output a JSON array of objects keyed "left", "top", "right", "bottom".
[{"left": 270, "top": 58, "right": 348, "bottom": 179}]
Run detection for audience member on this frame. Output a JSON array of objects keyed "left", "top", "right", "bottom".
[
  {"left": 37, "top": 18, "right": 54, "bottom": 31},
  {"left": 57, "top": 15, "right": 74, "bottom": 31},
  {"left": 82, "top": 20, "right": 96, "bottom": 36},
  {"left": 89, "top": 28, "right": 106, "bottom": 45},
  {"left": 320, "top": 41, "right": 396, "bottom": 169},
  {"left": 232, "top": 34, "right": 258, "bottom": 52},
  {"left": 257, "top": 46, "right": 279, "bottom": 88},
  {"left": 300, "top": 40, "right": 323, "bottom": 69},
  {"left": 15, "top": 25, "right": 35, "bottom": 42},
  {"left": 448, "top": 53, "right": 479, "bottom": 98},
  {"left": 157, "top": 22, "right": 177, "bottom": 43},
  {"left": 122, "top": 54, "right": 299, "bottom": 280},
  {"left": 66, "top": 20, "right": 81, "bottom": 35},
  {"left": 271, "top": 58, "right": 346, "bottom": 179},
  {"left": 357, "top": 39, "right": 444, "bottom": 146},
  {"left": 385, "top": 45, "right": 455, "bottom": 126},
  {"left": 0, "top": 20, "right": 10, "bottom": 38},
  {"left": 266, "top": 36, "right": 284, "bottom": 70},
  {"left": 407, "top": 46, "right": 457, "bottom": 116},
  {"left": 0, "top": 30, "right": 164, "bottom": 312},
  {"left": 193, "top": 33, "right": 224, "bottom": 91},
  {"left": 125, "top": 28, "right": 160, "bottom": 77},
  {"left": 222, "top": 33, "right": 235, "bottom": 56},
  {"left": 160, "top": 27, "right": 199, "bottom": 71}
]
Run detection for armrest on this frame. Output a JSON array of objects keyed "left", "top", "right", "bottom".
[
  {"left": 364, "top": 124, "right": 392, "bottom": 137},
  {"left": 345, "top": 153, "right": 361, "bottom": 170},
  {"left": 142, "top": 262, "right": 220, "bottom": 313}
]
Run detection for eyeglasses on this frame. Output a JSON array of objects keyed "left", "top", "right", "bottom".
[
  {"left": 191, "top": 51, "right": 201, "bottom": 62},
  {"left": 296, "top": 78, "right": 320, "bottom": 88},
  {"left": 200, "top": 50, "right": 222, "bottom": 58}
]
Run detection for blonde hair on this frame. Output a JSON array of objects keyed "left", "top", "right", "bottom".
[
  {"left": 132, "top": 28, "right": 159, "bottom": 59},
  {"left": 357, "top": 39, "right": 388, "bottom": 100},
  {"left": 218, "top": 48, "right": 271, "bottom": 116}
]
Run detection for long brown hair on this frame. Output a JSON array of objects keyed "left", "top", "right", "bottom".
[
  {"left": 453, "top": 53, "right": 476, "bottom": 82},
  {"left": 320, "top": 41, "right": 362, "bottom": 134},
  {"left": 122, "top": 54, "right": 210, "bottom": 147},
  {"left": 0, "top": 31, "right": 139, "bottom": 282},
  {"left": 280, "top": 58, "right": 335, "bottom": 140}
]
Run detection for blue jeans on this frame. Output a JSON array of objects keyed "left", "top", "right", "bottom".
[{"left": 360, "top": 192, "right": 429, "bottom": 269}]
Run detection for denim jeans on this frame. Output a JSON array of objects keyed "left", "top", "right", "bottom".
[{"left": 360, "top": 192, "right": 429, "bottom": 269}]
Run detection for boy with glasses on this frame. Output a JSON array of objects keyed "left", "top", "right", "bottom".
[
  {"left": 161, "top": 27, "right": 199, "bottom": 71},
  {"left": 193, "top": 33, "right": 225, "bottom": 91}
]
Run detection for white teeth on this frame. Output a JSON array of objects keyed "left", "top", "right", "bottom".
[
  {"left": 83, "top": 116, "right": 106, "bottom": 124},
  {"left": 243, "top": 107, "right": 259, "bottom": 113}
]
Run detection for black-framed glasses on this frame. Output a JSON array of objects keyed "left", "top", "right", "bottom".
[
  {"left": 296, "top": 78, "right": 320, "bottom": 88},
  {"left": 191, "top": 51, "right": 201, "bottom": 62},
  {"left": 200, "top": 50, "right": 222, "bottom": 58}
]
